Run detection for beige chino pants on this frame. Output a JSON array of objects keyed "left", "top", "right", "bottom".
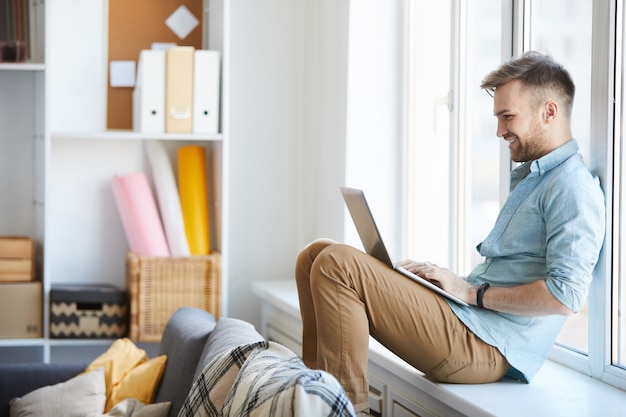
[{"left": 295, "top": 239, "right": 510, "bottom": 412}]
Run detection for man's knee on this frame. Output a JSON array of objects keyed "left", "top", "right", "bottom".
[
  {"left": 297, "top": 239, "right": 337, "bottom": 269},
  {"left": 296, "top": 238, "right": 338, "bottom": 285},
  {"left": 310, "top": 243, "right": 362, "bottom": 283}
]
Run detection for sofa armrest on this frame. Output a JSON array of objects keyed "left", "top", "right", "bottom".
[{"left": 0, "top": 362, "right": 86, "bottom": 417}]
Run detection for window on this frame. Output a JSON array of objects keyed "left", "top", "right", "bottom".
[
  {"left": 406, "top": 0, "right": 452, "bottom": 266},
  {"left": 406, "top": 0, "right": 626, "bottom": 390},
  {"left": 458, "top": 0, "right": 503, "bottom": 275}
]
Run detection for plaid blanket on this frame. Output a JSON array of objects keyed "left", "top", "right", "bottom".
[{"left": 178, "top": 341, "right": 355, "bottom": 417}]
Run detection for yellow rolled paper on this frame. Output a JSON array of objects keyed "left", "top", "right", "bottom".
[{"left": 178, "top": 145, "right": 211, "bottom": 254}]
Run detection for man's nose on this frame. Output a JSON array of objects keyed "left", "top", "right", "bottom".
[{"left": 496, "top": 121, "right": 508, "bottom": 138}]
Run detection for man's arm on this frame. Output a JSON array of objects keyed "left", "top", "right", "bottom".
[
  {"left": 403, "top": 261, "right": 573, "bottom": 316},
  {"left": 464, "top": 279, "right": 573, "bottom": 316}
]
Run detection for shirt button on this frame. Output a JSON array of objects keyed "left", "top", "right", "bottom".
[{"left": 486, "top": 258, "right": 492, "bottom": 264}]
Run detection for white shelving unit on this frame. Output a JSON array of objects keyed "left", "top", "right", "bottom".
[
  {"left": 1, "top": 0, "right": 344, "bottom": 364},
  {"left": 0, "top": 0, "right": 228, "bottom": 363}
]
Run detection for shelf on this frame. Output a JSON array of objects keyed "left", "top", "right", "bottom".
[
  {"left": 0, "top": 338, "right": 45, "bottom": 347},
  {"left": 51, "top": 130, "right": 223, "bottom": 142},
  {"left": 0, "top": 63, "right": 45, "bottom": 71}
]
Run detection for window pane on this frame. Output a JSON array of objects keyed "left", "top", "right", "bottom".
[
  {"left": 528, "top": 0, "right": 593, "bottom": 354},
  {"left": 461, "top": 0, "right": 503, "bottom": 275},
  {"left": 406, "top": 1, "right": 452, "bottom": 265}
]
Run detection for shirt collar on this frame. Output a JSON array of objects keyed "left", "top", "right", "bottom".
[
  {"left": 531, "top": 139, "right": 579, "bottom": 175},
  {"left": 509, "top": 139, "right": 579, "bottom": 191}
]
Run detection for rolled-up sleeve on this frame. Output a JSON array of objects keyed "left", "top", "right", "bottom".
[{"left": 543, "top": 172, "right": 605, "bottom": 313}]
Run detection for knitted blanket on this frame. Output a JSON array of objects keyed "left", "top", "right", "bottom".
[{"left": 179, "top": 341, "right": 355, "bottom": 417}]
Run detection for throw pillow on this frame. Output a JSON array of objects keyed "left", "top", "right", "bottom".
[
  {"left": 104, "top": 398, "right": 171, "bottom": 417},
  {"left": 9, "top": 367, "right": 106, "bottom": 417},
  {"left": 192, "top": 317, "right": 264, "bottom": 382},
  {"left": 85, "top": 338, "right": 148, "bottom": 400},
  {"left": 107, "top": 355, "right": 168, "bottom": 412}
]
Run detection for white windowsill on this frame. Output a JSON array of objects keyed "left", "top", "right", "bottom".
[{"left": 251, "top": 280, "right": 626, "bottom": 417}]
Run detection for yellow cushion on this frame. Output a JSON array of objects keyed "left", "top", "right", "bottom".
[
  {"left": 106, "top": 354, "right": 168, "bottom": 412},
  {"left": 85, "top": 338, "right": 148, "bottom": 399},
  {"left": 85, "top": 338, "right": 148, "bottom": 400}
]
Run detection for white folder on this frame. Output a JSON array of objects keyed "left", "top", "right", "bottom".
[
  {"left": 193, "top": 50, "right": 221, "bottom": 134},
  {"left": 133, "top": 49, "right": 166, "bottom": 133}
]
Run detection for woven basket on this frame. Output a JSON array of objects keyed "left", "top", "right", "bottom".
[{"left": 126, "top": 251, "right": 221, "bottom": 342}]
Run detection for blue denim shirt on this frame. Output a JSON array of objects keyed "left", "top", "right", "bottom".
[{"left": 447, "top": 139, "right": 605, "bottom": 383}]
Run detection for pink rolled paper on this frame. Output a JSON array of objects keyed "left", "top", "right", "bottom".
[{"left": 111, "top": 172, "right": 170, "bottom": 256}]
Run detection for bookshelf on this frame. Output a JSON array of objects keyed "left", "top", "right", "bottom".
[
  {"left": 0, "top": 0, "right": 227, "bottom": 363},
  {"left": 1, "top": 0, "right": 335, "bottom": 365}
]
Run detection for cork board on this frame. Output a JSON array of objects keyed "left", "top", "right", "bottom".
[{"left": 108, "top": 0, "right": 203, "bottom": 130}]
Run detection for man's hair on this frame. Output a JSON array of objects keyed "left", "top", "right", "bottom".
[{"left": 481, "top": 51, "right": 575, "bottom": 119}]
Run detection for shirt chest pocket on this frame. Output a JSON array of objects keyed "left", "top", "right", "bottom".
[{"left": 501, "top": 209, "right": 547, "bottom": 255}]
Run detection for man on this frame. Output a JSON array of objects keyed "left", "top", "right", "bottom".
[{"left": 295, "top": 51, "right": 606, "bottom": 414}]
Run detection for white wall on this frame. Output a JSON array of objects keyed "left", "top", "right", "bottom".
[
  {"left": 227, "top": 0, "right": 406, "bottom": 326},
  {"left": 227, "top": 0, "right": 307, "bottom": 322}
]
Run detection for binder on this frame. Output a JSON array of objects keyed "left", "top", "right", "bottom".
[
  {"left": 193, "top": 49, "right": 221, "bottom": 134},
  {"left": 165, "top": 46, "right": 195, "bottom": 133},
  {"left": 132, "top": 49, "right": 165, "bottom": 133}
]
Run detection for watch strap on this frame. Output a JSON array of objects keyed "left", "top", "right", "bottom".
[{"left": 477, "top": 282, "right": 490, "bottom": 309}]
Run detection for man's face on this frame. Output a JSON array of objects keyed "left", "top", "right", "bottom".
[{"left": 493, "top": 80, "right": 550, "bottom": 163}]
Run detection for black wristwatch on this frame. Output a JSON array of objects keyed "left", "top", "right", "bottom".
[{"left": 477, "top": 282, "right": 490, "bottom": 309}]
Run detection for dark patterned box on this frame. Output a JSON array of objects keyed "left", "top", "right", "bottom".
[{"left": 50, "top": 284, "right": 128, "bottom": 339}]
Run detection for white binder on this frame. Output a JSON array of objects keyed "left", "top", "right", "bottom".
[
  {"left": 193, "top": 49, "right": 221, "bottom": 134},
  {"left": 133, "top": 49, "right": 166, "bottom": 133}
]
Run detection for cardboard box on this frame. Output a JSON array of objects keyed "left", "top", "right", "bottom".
[
  {"left": 0, "top": 282, "right": 42, "bottom": 338},
  {"left": 0, "top": 237, "right": 35, "bottom": 282},
  {"left": 50, "top": 284, "right": 128, "bottom": 339}
]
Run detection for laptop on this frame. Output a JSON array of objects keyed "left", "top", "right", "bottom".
[{"left": 340, "top": 186, "right": 469, "bottom": 306}]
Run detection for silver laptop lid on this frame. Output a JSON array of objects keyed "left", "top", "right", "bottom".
[{"left": 340, "top": 186, "right": 394, "bottom": 267}]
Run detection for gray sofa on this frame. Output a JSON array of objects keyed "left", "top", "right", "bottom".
[{"left": 0, "top": 308, "right": 263, "bottom": 417}]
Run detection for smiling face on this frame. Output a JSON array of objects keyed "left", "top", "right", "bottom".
[{"left": 493, "top": 80, "right": 553, "bottom": 163}]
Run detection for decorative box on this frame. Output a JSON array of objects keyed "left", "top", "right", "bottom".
[
  {"left": 50, "top": 284, "right": 128, "bottom": 339},
  {"left": 0, "top": 237, "right": 35, "bottom": 282}
]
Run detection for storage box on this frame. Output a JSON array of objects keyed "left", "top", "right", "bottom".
[
  {"left": 50, "top": 284, "right": 128, "bottom": 339},
  {"left": 126, "top": 252, "right": 221, "bottom": 342},
  {"left": 0, "top": 282, "right": 42, "bottom": 338},
  {"left": 0, "top": 237, "right": 35, "bottom": 282}
]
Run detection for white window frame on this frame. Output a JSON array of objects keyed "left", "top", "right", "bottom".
[{"left": 444, "top": 0, "right": 626, "bottom": 390}]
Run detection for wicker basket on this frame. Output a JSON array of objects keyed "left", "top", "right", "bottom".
[{"left": 126, "top": 251, "right": 221, "bottom": 342}]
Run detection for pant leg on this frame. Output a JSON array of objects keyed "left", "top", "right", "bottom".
[
  {"left": 295, "top": 240, "right": 510, "bottom": 411},
  {"left": 295, "top": 238, "right": 337, "bottom": 369}
]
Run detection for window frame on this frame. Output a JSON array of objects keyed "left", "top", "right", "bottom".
[{"left": 406, "top": 0, "right": 626, "bottom": 390}]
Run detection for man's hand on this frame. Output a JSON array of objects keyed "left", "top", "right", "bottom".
[{"left": 399, "top": 260, "right": 473, "bottom": 303}]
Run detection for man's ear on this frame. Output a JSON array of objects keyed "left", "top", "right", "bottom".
[{"left": 544, "top": 100, "right": 558, "bottom": 122}]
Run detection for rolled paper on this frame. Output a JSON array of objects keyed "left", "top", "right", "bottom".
[
  {"left": 178, "top": 145, "right": 211, "bottom": 254},
  {"left": 111, "top": 172, "right": 170, "bottom": 256},
  {"left": 145, "top": 141, "right": 191, "bottom": 256}
]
